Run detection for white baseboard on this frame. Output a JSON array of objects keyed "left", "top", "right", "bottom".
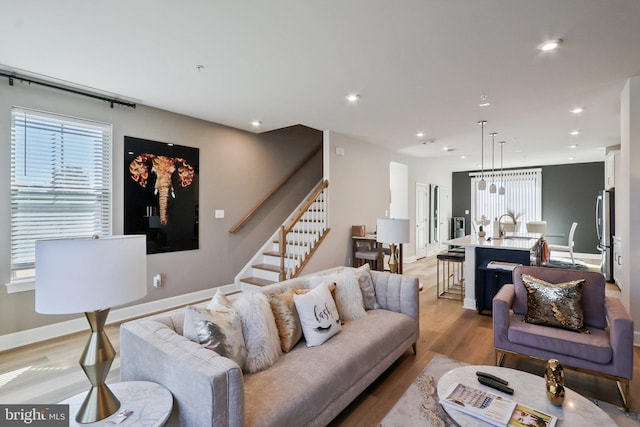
[{"left": 0, "top": 284, "right": 237, "bottom": 352}]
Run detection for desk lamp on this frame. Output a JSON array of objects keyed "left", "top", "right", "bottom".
[
  {"left": 35, "top": 235, "right": 147, "bottom": 423},
  {"left": 376, "top": 218, "right": 410, "bottom": 273}
]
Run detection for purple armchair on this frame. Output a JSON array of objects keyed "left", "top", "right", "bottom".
[{"left": 493, "top": 266, "right": 633, "bottom": 410}]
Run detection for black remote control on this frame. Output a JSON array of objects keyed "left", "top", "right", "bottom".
[
  {"left": 476, "top": 371, "right": 509, "bottom": 385},
  {"left": 477, "top": 376, "right": 514, "bottom": 394}
]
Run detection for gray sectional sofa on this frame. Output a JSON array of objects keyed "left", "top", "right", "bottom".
[{"left": 120, "top": 267, "right": 420, "bottom": 426}]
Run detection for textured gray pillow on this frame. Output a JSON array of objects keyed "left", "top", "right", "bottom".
[
  {"left": 522, "top": 274, "right": 588, "bottom": 333},
  {"left": 354, "top": 264, "right": 381, "bottom": 310},
  {"left": 183, "top": 305, "right": 248, "bottom": 368}
]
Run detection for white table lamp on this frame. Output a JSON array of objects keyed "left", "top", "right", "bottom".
[
  {"left": 36, "top": 235, "right": 147, "bottom": 423},
  {"left": 376, "top": 218, "right": 410, "bottom": 273}
]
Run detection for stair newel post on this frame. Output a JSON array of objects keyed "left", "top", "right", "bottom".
[{"left": 279, "top": 225, "right": 286, "bottom": 282}]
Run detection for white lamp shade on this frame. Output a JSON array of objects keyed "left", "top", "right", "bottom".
[
  {"left": 35, "top": 235, "right": 147, "bottom": 314},
  {"left": 376, "top": 218, "right": 410, "bottom": 244}
]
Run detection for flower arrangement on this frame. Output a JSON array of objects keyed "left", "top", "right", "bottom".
[{"left": 504, "top": 208, "right": 524, "bottom": 224}]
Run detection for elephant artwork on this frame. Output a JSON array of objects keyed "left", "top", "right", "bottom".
[
  {"left": 124, "top": 136, "right": 199, "bottom": 253},
  {"left": 129, "top": 154, "right": 195, "bottom": 225}
]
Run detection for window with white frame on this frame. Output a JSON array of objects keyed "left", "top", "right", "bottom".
[
  {"left": 10, "top": 107, "right": 112, "bottom": 283},
  {"left": 470, "top": 168, "right": 542, "bottom": 230}
]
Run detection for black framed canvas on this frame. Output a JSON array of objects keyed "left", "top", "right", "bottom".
[{"left": 124, "top": 136, "right": 199, "bottom": 253}]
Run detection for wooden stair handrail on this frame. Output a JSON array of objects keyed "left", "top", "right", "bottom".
[
  {"left": 229, "top": 145, "right": 322, "bottom": 233},
  {"left": 283, "top": 180, "right": 328, "bottom": 235}
]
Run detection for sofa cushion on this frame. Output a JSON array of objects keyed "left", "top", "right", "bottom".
[
  {"left": 267, "top": 288, "right": 304, "bottom": 353},
  {"left": 512, "top": 266, "right": 607, "bottom": 329},
  {"left": 355, "top": 264, "right": 381, "bottom": 310},
  {"left": 508, "top": 313, "right": 612, "bottom": 364},
  {"left": 522, "top": 274, "right": 588, "bottom": 333},
  {"left": 306, "top": 271, "right": 366, "bottom": 321},
  {"left": 182, "top": 305, "right": 247, "bottom": 368},
  {"left": 233, "top": 292, "right": 282, "bottom": 373},
  {"left": 242, "top": 309, "right": 416, "bottom": 427},
  {"left": 294, "top": 283, "right": 342, "bottom": 346}
]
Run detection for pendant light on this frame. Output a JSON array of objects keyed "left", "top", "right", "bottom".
[
  {"left": 489, "top": 132, "right": 497, "bottom": 193},
  {"left": 478, "top": 120, "right": 487, "bottom": 190},
  {"left": 498, "top": 140, "right": 506, "bottom": 195}
]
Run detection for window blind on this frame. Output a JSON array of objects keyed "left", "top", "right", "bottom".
[
  {"left": 470, "top": 168, "right": 542, "bottom": 228},
  {"left": 10, "top": 107, "right": 112, "bottom": 276}
]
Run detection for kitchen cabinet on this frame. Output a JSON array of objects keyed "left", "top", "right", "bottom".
[
  {"left": 605, "top": 150, "right": 619, "bottom": 190},
  {"left": 613, "top": 236, "right": 622, "bottom": 288}
]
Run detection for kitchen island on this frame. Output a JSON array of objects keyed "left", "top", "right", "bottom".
[{"left": 444, "top": 233, "right": 542, "bottom": 313}]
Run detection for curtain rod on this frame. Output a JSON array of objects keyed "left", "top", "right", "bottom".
[{"left": 0, "top": 71, "right": 136, "bottom": 109}]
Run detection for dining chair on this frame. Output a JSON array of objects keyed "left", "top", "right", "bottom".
[
  {"left": 526, "top": 221, "right": 547, "bottom": 234},
  {"left": 354, "top": 240, "right": 381, "bottom": 270},
  {"left": 548, "top": 222, "right": 578, "bottom": 264}
]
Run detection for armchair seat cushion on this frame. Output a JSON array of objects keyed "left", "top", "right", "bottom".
[{"left": 508, "top": 313, "right": 612, "bottom": 364}]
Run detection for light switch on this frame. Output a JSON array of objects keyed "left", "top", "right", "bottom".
[
  {"left": 215, "top": 210, "right": 225, "bottom": 219},
  {"left": 465, "top": 209, "right": 470, "bottom": 215},
  {"left": 336, "top": 147, "right": 345, "bottom": 156}
]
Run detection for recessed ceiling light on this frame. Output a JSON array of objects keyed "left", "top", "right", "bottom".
[
  {"left": 460, "top": 155, "right": 467, "bottom": 159},
  {"left": 416, "top": 131, "right": 425, "bottom": 138},
  {"left": 569, "top": 130, "right": 580, "bottom": 136},
  {"left": 538, "top": 38, "right": 562, "bottom": 51},
  {"left": 479, "top": 102, "right": 491, "bottom": 107},
  {"left": 569, "top": 144, "right": 578, "bottom": 149},
  {"left": 568, "top": 157, "right": 575, "bottom": 161},
  {"left": 346, "top": 94, "right": 360, "bottom": 102},
  {"left": 570, "top": 107, "right": 584, "bottom": 114},
  {"left": 442, "top": 146, "right": 455, "bottom": 152},
  {"left": 251, "top": 120, "right": 261, "bottom": 127}
]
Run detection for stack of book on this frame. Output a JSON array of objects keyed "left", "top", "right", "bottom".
[{"left": 440, "top": 382, "right": 557, "bottom": 427}]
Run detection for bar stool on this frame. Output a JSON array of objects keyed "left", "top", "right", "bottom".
[{"left": 436, "top": 249, "right": 465, "bottom": 301}]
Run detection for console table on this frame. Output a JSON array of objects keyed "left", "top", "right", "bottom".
[{"left": 351, "top": 235, "right": 404, "bottom": 273}]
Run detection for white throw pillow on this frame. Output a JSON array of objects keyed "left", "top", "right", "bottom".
[
  {"left": 307, "top": 271, "right": 366, "bottom": 321},
  {"left": 233, "top": 292, "right": 282, "bottom": 373},
  {"left": 294, "top": 283, "right": 342, "bottom": 347}
]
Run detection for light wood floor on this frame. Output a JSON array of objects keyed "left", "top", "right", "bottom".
[{"left": 1, "top": 256, "right": 638, "bottom": 426}]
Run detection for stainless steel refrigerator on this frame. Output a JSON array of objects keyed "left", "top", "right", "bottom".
[{"left": 596, "top": 189, "right": 615, "bottom": 281}]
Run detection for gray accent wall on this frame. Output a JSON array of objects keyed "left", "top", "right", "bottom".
[
  {"left": 0, "top": 82, "right": 321, "bottom": 335},
  {"left": 452, "top": 162, "right": 604, "bottom": 254}
]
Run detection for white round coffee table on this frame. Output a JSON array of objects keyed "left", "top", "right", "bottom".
[
  {"left": 437, "top": 365, "right": 615, "bottom": 426},
  {"left": 60, "top": 381, "right": 173, "bottom": 427}
]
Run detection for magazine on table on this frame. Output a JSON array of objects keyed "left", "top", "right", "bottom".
[{"left": 440, "top": 383, "right": 557, "bottom": 427}]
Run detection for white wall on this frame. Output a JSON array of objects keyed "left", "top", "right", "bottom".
[
  {"left": 620, "top": 76, "right": 640, "bottom": 343},
  {"left": 0, "top": 82, "right": 321, "bottom": 335},
  {"left": 305, "top": 131, "right": 453, "bottom": 272}
]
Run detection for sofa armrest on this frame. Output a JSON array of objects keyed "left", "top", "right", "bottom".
[
  {"left": 493, "top": 284, "right": 516, "bottom": 350},
  {"left": 120, "top": 319, "right": 244, "bottom": 427},
  {"left": 604, "top": 296, "right": 634, "bottom": 380},
  {"left": 370, "top": 270, "right": 419, "bottom": 320}
]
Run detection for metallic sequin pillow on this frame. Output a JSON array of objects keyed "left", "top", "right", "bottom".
[{"left": 521, "top": 274, "right": 589, "bottom": 333}]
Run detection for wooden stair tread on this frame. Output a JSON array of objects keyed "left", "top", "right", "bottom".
[
  {"left": 239, "top": 277, "right": 276, "bottom": 287},
  {"left": 252, "top": 263, "right": 280, "bottom": 272}
]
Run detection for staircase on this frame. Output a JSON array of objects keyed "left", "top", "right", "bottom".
[{"left": 236, "top": 180, "right": 330, "bottom": 289}]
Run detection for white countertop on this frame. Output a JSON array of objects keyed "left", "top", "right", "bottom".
[{"left": 445, "top": 233, "right": 542, "bottom": 251}]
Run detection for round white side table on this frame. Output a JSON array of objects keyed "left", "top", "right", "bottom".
[{"left": 60, "top": 381, "right": 172, "bottom": 427}]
